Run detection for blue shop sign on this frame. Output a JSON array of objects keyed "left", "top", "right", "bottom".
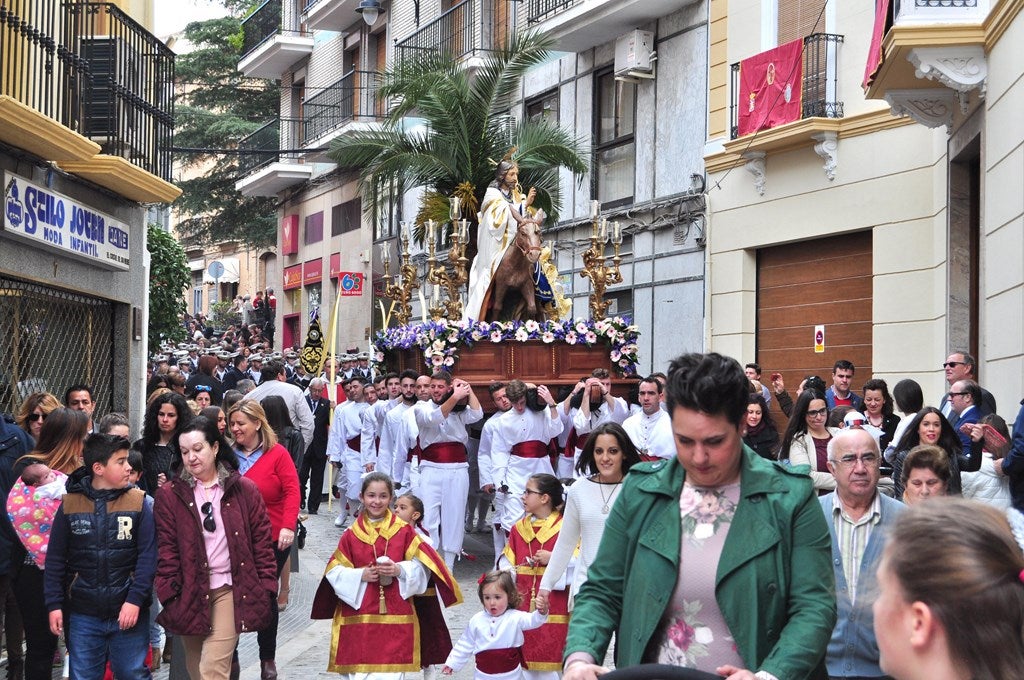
[{"left": 3, "top": 172, "right": 130, "bottom": 271}]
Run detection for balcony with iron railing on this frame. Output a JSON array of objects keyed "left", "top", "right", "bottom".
[
  {"left": 513, "top": 0, "right": 695, "bottom": 52},
  {"left": 0, "top": 1, "right": 178, "bottom": 201},
  {"left": 235, "top": 117, "right": 314, "bottom": 197},
  {"left": 302, "top": 0, "right": 364, "bottom": 31},
  {"left": 864, "top": 0, "right": 992, "bottom": 128},
  {"left": 239, "top": 0, "right": 314, "bottom": 80},
  {"left": 729, "top": 33, "right": 844, "bottom": 140},
  {"left": 395, "top": 0, "right": 513, "bottom": 66},
  {"left": 302, "top": 70, "right": 383, "bottom": 149}
]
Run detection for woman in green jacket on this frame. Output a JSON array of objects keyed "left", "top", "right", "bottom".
[{"left": 563, "top": 353, "right": 837, "bottom": 680}]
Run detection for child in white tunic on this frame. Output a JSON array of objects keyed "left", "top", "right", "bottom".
[{"left": 443, "top": 571, "right": 547, "bottom": 680}]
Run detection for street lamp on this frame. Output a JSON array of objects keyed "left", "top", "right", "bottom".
[{"left": 356, "top": 0, "right": 383, "bottom": 26}]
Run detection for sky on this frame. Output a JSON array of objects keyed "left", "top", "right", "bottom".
[{"left": 154, "top": 0, "right": 231, "bottom": 36}]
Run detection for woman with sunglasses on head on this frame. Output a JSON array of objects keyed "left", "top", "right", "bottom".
[
  {"left": 154, "top": 416, "right": 277, "bottom": 680},
  {"left": 778, "top": 389, "right": 840, "bottom": 493},
  {"left": 14, "top": 392, "right": 61, "bottom": 442}
]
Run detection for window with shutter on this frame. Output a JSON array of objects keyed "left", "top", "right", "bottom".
[{"left": 777, "top": 0, "right": 827, "bottom": 44}]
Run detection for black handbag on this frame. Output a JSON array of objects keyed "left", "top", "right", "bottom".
[{"left": 296, "top": 519, "right": 307, "bottom": 550}]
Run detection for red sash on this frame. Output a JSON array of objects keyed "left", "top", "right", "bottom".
[
  {"left": 407, "top": 437, "right": 422, "bottom": 463},
  {"left": 639, "top": 452, "right": 660, "bottom": 462},
  {"left": 346, "top": 436, "right": 361, "bottom": 451},
  {"left": 421, "top": 441, "right": 467, "bottom": 464},
  {"left": 475, "top": 647, "right": 525, "bottom": 674},
  {"left": 575, "top": 432, "right": 590, "bottom": 452},
  {"left": 562, "top": 427, "right": 577, "bottom": 459},
  {"left": 511, "top": 440, "right": 549, "bottom": 459}
]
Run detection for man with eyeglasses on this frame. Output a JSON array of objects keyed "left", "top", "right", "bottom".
[
  {"left": 938, "top": 351, "right": 997, "bottom": 419},
  {"left": 820, "top": 428, "right": 904, "bottom": 680}
]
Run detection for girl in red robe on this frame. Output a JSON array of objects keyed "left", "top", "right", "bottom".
[
  {"left": 311, "top": 472, "right": 461, "bottom": 678},
  {"left": 499, "top": 473, "right": 573, "bottom": 680}
]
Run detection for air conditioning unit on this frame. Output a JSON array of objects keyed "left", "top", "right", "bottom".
[{"left": 614, "top": 30, "right": 655, "bottom": 79}]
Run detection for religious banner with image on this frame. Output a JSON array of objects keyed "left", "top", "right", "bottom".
[{"left": 737, "top": 38, "right": 804, "bottom": 137}]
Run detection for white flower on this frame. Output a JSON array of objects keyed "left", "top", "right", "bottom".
[
  {"left": 627, "top": 325, "right": 639, "bottom": 333},
  {"left": 490, "top": 330, "right": 502, "bottom": 343},
  {"left": 471, "top": 330, "right": 483, "bottom": 341},
  {"left": 584, "top": 331, "right": 598, "bottom": 344},
  {"left": 541, "top": 331, "right": 555, "bottom": 344},
  {"left": 443, "top": 356, "right": 455, "bottom": 366},
  {"left": 514, "top": 328, "right": 529, "bottom": 342},
  {"left": 694, "top": 627, "right": 714, "bottom": 645},
  {"left": 606, "top": 328, "right": 618, "bottom": 341},
  {"left": 430, "top": 355, "right": 444, "bottom": 366},
  {"left": 694, "top": 523, "right": 714, "bottom": 540},
  {"left": 575, "top": 321, "right": 588, "bottom": 334},
  {"left": 565, "top": 331, "right": 578, "bottom": 345},
  {"left": 524, "top": 319, "right": 540, "bottom": 333},
  {"left": 594, "top": 320, "right": 608, "bottom": 333},
  {"left": 432, "top": 339, "right": 446, "bottom": 351},
  {"left": 610, "top": 350, "right": 621, "bottom": 361},
  {"left": 374, "top": 352, "right": 384, "bottom": 362}
]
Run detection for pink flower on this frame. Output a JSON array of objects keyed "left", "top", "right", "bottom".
[
  {"left": 565, "top": 331, "right": 578, "bottom": 345},
  {"left": 667, "top": 620, "right": 696, "bottom": 650},
  {"left": 584, "top": 331, "right": 598, "bottom": 344},
  {"left": 490, "top": 330, "right": 502, "bottom": 343},
  {"left": 541, "top": 331, "right": 555, "bottom": 344}
]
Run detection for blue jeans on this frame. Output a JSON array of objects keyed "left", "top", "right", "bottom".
[{"left": 67, "top": 610, "right": 151, "bottom": 680}]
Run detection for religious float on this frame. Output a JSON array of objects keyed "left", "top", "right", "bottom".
[{"left": 372, "top": 175, "right": 639, "bottom": 412}]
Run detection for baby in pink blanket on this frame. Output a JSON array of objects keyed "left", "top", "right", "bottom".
[{"left": 6, "top": 465, "right": 69, "bottom": 568}]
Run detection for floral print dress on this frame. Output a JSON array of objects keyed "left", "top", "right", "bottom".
[{"left": 647, "top": 481, "right": 745, "bottom": 671}]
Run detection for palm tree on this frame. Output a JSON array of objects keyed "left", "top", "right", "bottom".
[{"left": 328, "top": 31, "right": 589, "bottom": 250}]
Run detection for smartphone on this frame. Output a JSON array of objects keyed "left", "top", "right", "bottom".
[{"left": 770, "top": 372, "right": 782, "bottom": 382}]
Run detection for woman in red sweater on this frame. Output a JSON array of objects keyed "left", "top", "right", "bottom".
[{"left": 227, "top": 400, "right": 300, "bottom": 680}]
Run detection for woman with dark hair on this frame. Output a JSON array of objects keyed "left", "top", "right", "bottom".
[
  {"left": 259, "top": 395, "right": 304, "bottom": 469},
  {"left": 742, "top": 393, "right": 779, "bottom": 460},
  {"left": 200, "top": 406, "right": 227, "bottom": 435},
  {"left": 891, "top": 407, "right": 965, "bottom": 497},
  {"left": 186, "top": 355, "right": 225, "bottom": 406},
  {"left": 862, "top": 378, "right": 901, "bottom": 451},
  {"left": 872, "top": 499, "right": 1024, "bottom": 679},
  {"left": 778, "top": 389, "right": 839, "bottom": 492},
  {"left": 885, "top": 379, "right": 924, "bottom": 462},
  {"left": 14, "top": 391, "right": 61, "bottom": 442},
  {"left": 7, "top": 408, "right": 88, "bottom": 680},
  {"left": 132, "top": 392, "right": 193, "bottom": 495},
  {"left": 146, "top": 374, "right": 170, "bottom": 398},
  {"left": 538, "top": 423, "right": 641, "bottom": 613},
  {"left": 227, "top": 400, "right": 299, "bottom": 679},
  {"left": 155, "top": 417, "right": 277, "bottom": 680}
]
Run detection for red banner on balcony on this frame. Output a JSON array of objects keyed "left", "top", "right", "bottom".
[
  {"left": 281, "top": 215, "right": 299, "bottom": 255},
  {"left": 863, "top": 0, "right": 891, "bottom": 90},
  {"left": 737, "top": 38, "right": 804, "bottom": 137}
]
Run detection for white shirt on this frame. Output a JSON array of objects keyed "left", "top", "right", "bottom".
[
  {"left": 571, "top": 397, "right": 628, "bottom": 435},
  {"left": 491, "top": 408, "right": 564, "bottom": 466},
  {"left": 444, "top": 609, "right": 548, "bottom": 680},
  {"left": 413, "top": 400, "right": 483, "bottom": 451},
  {"left": 478, "top": 411, "right": 510, "bottom": 489},
  {"left": 622, "top": 409, "right": 676, "bottom": 459},
  {"left": 245, "top": 378, "right": 314, "bottom": 446},
  {"left": 326, "top": 401, "right": 367, "bottom": 463}
]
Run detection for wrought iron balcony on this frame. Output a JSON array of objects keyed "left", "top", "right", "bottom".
[
  {"left": 525, "top": 0, "right": 580, "bottom": 23},
  {"left": 729, "top": 33, "right": 844, "bottom": 139},
  {"left": 0, "top": 1, "right": 174, "bottom": 181},
  {"left": 235, "top": 117, "right": 314, "bottom": 196},
  {"left": 242, "top": 0, "right": 283, "bottom": 58},
  {"left": 302, "top": 70, "right": 382, "bottom": 146},
  {"left": 395, "top": 0, "right": 513, "bottom": 65}
]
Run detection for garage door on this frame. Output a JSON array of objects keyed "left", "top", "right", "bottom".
[{"left": 757, "top": 231, "right": 873, "bottom": 423}]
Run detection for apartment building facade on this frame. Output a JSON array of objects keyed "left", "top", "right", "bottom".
[
  {"left": 704, "top": 0, "right": 1023, "bottom": 414},
  {"left": 0, "top": 0, "right": 178, "bottom": 423}
]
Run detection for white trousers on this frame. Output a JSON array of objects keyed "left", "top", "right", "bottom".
[{"left": 419, "top": 463, "right": 469, "bottom": 564}]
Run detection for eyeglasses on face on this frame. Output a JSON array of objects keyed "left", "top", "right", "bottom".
[
  {"left": 831, "top": 454, "right": 879, "bottom": 468},
  {"left": 201, "top": 501, "right": 216, "bottom": 533},
  {"left": 948, "top": 392, "right": 968, "bottom": 398},
  {"left": 523, "top": 489, "right": 544, "bottom": 496},
  {"left": 806, "top": 407, "right": 828, "bottom": 418},
  {"left": 28, "top": 412, "right": 47, "bottom": 422},
  {"left": 943, "top": 361, "right": 965, "bottom": 369}
]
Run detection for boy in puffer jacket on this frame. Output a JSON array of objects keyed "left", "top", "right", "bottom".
[{"left": 44, "top": 433, "right": 157, "bottom": 679}]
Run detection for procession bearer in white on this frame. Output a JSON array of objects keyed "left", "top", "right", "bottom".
[{"left": 412, "top": 371, "right": 483, "bottom": 569}]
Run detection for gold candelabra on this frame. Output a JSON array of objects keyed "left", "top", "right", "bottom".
[
  {"left": 379, "top": 224, "right": 420, "bottom": 326},
  {"left": 580, "top": 200, "right": 623, "bottom": 320},
  {"left": 425, "top": 197, "right": 470, "bottom": 321}
]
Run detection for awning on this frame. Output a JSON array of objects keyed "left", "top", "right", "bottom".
[{"left": 202, "top": 257, "right": 241, "bottom": 284}]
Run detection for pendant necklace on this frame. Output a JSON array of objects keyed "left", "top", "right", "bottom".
[{"left": 597, "top": 478, "right": 622, "bottom": 514}]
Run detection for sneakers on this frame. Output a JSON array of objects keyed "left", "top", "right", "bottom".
[{"left": 334, "top": 514, "right": 346, "bottom": 527}]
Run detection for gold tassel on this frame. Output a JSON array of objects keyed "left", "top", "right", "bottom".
[
  {"left": 529, "top": 585, "right": 536, "bottom": 612},
  {"left": 378, "top": 586, "right": 387, "bottom": 615}
]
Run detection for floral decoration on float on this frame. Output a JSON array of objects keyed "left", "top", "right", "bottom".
[{"left": 373, "top": 317, "right": 641, "bottom": 375}]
